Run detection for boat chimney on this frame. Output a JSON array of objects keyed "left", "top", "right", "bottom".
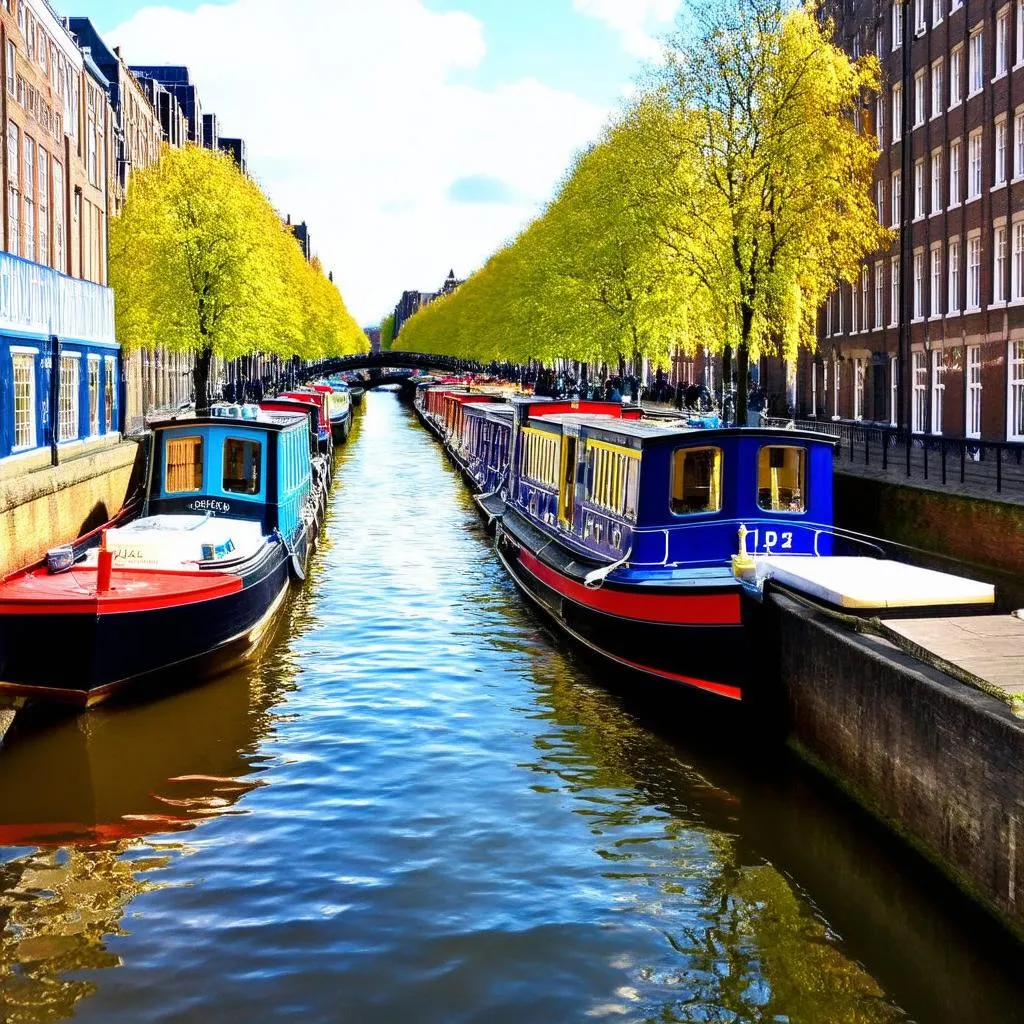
[{"left": 96, "top": 531, "right": 114, "bottom": 593}]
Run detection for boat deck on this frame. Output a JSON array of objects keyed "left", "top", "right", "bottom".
[{"left": 884, "top": 614, "right": 1024, "bottom": 703}]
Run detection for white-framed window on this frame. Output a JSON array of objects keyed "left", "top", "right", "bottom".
[
  {"left": 105, "top": 357, "right": 116, "bottom": 433},
  {"left": 913, "top": 248, "right": 924, "bottom": 319},
  {"left": 833, "top": 354, "right": 841, "bottom": 418},
  {"left": 968, "top": 129, "right": 982, "bottom": 199},
  {"left": 1009, "top": 341, "right": 1024, "bottom": 439},
  {"left": 994, "top": 225, "right": 1008, "bottom": 303},
  {"left": 861, "top": 267, "right": 869, "bottom": 331},
  {"left": 876, "top": 94, "right": 885, "bottom": 145},
  {"left": 877, "top": 178, "right": 885, "bottom": 224},
  {"left": 854, "top": 357, "right": 865, "bottom": 420},
  {"left": 914, "top": 0, "right": 926, "bottom": 32},
  {"left": 11, "top": 349, "right": 36, "bottom": 451},
  {"left": 948, "top": 238, "right": 961, "bottom": 312},
  {"left": 996, "top": 6, "right": 1009, "bottom": 77},
  {"left": 87, "top": 355, "right": 100, "bottom": 436},
  {"left": 931, "top": 349, "right": 944, "bottom": 434},
  {"left": 6, "top": 120, "right": 17, "bottom": 256},
  {"left": 1015, "top": 108, "right": 1024, "bottom": 178},
  {"left": 890, "top": 255, "right": 901, "bottom": 325},
  {"left": 930, "top": 243, "right": 942, "bottom": 316},
  {"left": 811, "top": 360, "right": 818, "bottom": 417},
  {"left": 967, "top": 232, "right": 981, "bottom": 309},
  {"left": 967, "top": 344, "right": 982, "bottom": 437},
  {"left": 950, "top": 44, "right": 963, "bottom": 107},
  {"left": 1013, "top": 221, "right": 1024, "bottom": 300},
  {"left": 822, "top": 358, "right": 829, "bottom": 418},
  {"left": 933, "top": 0, "right": 943, "bottom": 26},
  {"left": 995, "top": 116, "right": 1008, "bottom": 186},
  {"left": 876, "top": 26, "right": 884, "bottom": 55},
  {"left": 1018, "top": 0, "right": 1024, "bottom": 67},
  {"left": 875, "top": 261, "right": 884, "bottom": 328},
  {"left": 838, "top": 287, "right": 844, "bottom": 334},
  {"left": 893, "top": 82, "right": 903, "bottom": 142},
  {"left": 37, "top": 147, "right": 47, "bottom": 268},
  {"left": 893, "top": 0, "right": 904, "bottom": 48},
  {"left": 950, "top": 138, "right": 961, "bottom": 205},
  {"left": 912, "top": 351, "right": 928, "bottom": 432},
  {"left": 914, "top": 158, "right": 925, "bottom": 217},
  {"left": 58, "top": 354, "right": 79, "bottom": 442},
  {"left": 890, "top": 355, "right": 899, "bottom": 426},
  {"left": 6, "top": 40, "right": 14, "bottom": 97},
  {"left": 931, "top": 58, "right": 944, "bottom": 118},
  {"left": 914, "top": 69, "right": 926, "bottom": 126},
  {"left": 930, "top": 149, "right": 942, "bottom": 213},
  {"left": 22, "top": 134, "right": 33, "bottom": 262},
  {"left": 851, "top": 278, "right": 859, "bottom": 333},
  {"left": 969, "top": 28, "right": 984, "bottom": 94},
  {"left": 825, "top": 293, "right": 832, "bottom": 335},
  {"left": 52, "top": 160, "right": 63, "bottom": 272},
  {"left": 891, "top": 169, "right": 902, "bottom": 227}
]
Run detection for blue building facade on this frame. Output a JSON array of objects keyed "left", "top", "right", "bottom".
[{"left": 0, "top": 251, "right": 118, "bottom": 469}]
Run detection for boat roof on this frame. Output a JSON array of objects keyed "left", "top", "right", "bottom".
[
  {"left": 526, "top": 413, "right": 840, "bottom": 449},
  {"left": 150, "top": 412, "right": 309, "bottom": 432}
]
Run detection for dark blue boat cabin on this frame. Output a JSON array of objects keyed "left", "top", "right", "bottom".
[
  {"left": 509, "top": 412, "right": 838, "bottom": 571},
  {"left": 144, "top": 412, "right": 313, "bottom": 544}
]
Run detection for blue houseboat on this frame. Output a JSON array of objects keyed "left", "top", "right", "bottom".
[
  {"left": 493, "top": 409, "right": 842, "bottom": 701},
  {"left": 0, "top": 409, "right": 319, "bottom": 706}
]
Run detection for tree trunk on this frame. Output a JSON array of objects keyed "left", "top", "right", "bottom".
[
  {"left": 193, "top": 344, "right": 214, "bottom": 415},
  {"left": 721, "top": 343, "right": 732, "bottom": 414},
  {"left": 736, "top": 343, "right": 749, "bottom": 426}
]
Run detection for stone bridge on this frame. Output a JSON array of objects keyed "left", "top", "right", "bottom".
[{"left": 303, "top": 351, "right": 481, "bottom": 387}]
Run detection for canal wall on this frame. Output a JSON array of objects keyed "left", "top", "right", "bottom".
[
  {"left": 834, "top": 473, "right": 1024, "bottom": 578},
  {"left": 0, "top": 440, "right": 144, "bottom": 577},
  {"left": 773, "top": 593, "right": 1024, "bottom": 941}
]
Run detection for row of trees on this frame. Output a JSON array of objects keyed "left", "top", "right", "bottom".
[
  {"left": 400, "top": 0, "right": 890, "bottom": 423},
  {"left": 111, "top": 145, "right": 366, "bottom": 412}
]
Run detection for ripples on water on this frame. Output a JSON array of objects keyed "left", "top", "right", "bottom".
[{"left": 0, "top": 390, "right": 1021, "bottom": 1024}]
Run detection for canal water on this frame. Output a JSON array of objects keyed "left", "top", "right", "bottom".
[{"left": 0, "top": 390, "right": 1021, "bottom": 1023}]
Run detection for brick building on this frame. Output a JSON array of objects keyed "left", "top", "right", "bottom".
[{"left": 797, "top": 0, "right": 1024, "bottom": 442}]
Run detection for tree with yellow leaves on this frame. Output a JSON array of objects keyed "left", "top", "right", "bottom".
[
  {"left": 655, "top": 0, "right": 890, "bottom": 422},
  {"left": 110, "top": 145, "right": 363, "bottom": 412}
]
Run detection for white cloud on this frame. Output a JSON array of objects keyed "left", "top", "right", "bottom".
[
  {"left": 572, "top": 0, "right": 681, "bottom": 60},
  {"left": 109, "top": 0, "right": 609, "bottom": 324}
]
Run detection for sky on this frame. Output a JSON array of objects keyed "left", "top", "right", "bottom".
[{"left": 76, "top": 0, "right": 682, "bottom": 325}]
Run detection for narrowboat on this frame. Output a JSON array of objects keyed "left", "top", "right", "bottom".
[
  {"left": 492, "top": 409, "right": 994, "bottom": 702},
  {"left": 279, "top": 390, "right": 333, "bottom": 457},
  {"left": 0, "top": 409, "right": 320, "bottom": 707},
  {"left": 312, "top": 381, "right": 353, "bottom": 443}
]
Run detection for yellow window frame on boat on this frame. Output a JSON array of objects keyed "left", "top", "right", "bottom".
[
  {"left": 585, "top": 439, "right": 639, "bottom": 518},
  {"left": 671, "top": 446, "right": 722, "bottom": 515},
  {"left": 757, "top": 445, "right": 807, "bottom": 513},
  {"left": 521, "top": 427, "right": 560, "bottom": 489},
  {"left": 165, "top": 435, "right": 204, "bottom": 494}
]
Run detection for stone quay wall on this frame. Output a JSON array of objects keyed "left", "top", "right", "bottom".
[
  {"left": 0, "top": 440, "right": 144, "bottom": 577},
  {"left": 774, "top": 594, "right": 1024, "bottom": 940}
]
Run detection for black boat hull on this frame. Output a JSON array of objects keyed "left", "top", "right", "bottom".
[
  {"left": 0, "top": 536, "right": 304, "bottom": 707},
  {"left": 495, "top": 517, "right": 749, "bottom": 701}
]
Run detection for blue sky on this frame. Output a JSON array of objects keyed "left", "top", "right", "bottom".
[{"left": 76, "top": 0, "right": 680, "bottom": 322}]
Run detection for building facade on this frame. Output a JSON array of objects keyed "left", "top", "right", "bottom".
[
  {"left": 0, "top": 0, "right": 119, "bottom": 477},
  {"left": 391, "top": 269, "right": 465, "bottom": 339},
  {"left": 805, "top": 0, "right": 1024, "bottom": 442}
]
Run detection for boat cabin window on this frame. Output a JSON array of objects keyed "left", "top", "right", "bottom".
[
  {"left": 586, "top": 443, "right": 640, "bottom": 520},
  {"left": 757, "top": 445, "right": 806, "bottom": 513},
  {"left": 671, "top": 446, "right": 722, "bottom": 515},
  {"left": 165, "top": 436, "right": 204, "bottom": 494},
  {"left": 223, "top": 438, "right": 262, "bottom": 495},
  {"left": 521, "top": 428, "right": 560, "bottom": 489}
]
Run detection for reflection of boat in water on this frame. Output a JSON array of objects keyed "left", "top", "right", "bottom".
[
  {"left": 524, "top": 654, "right": 1024, "bottom": 1024},
  {"left": 0, "top": 651, "right": 295, "bottom": 1022}
]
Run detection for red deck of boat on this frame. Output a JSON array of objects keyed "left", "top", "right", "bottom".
[{"left": 0, "top": 567, "right": 243, "bottom": 616}]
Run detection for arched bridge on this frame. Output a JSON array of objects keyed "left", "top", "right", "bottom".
[{"left": 305, "top": 351, "right": 482, "bottom": 379}]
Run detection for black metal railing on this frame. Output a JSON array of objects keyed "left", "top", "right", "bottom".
[{"left": 765, "top": 417, "right": 1024, "bottom": 497}]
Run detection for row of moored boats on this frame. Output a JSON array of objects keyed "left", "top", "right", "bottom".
[{"left": 411, "top": 376, "right": 997, "bottom": 703}]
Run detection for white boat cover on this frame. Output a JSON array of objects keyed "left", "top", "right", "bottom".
[
  {"left": 88, "top": 515, "right": 266, "bottom": 569},
  {"left": 756, "top": 555, "right": 995, "bottom": 610}
]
